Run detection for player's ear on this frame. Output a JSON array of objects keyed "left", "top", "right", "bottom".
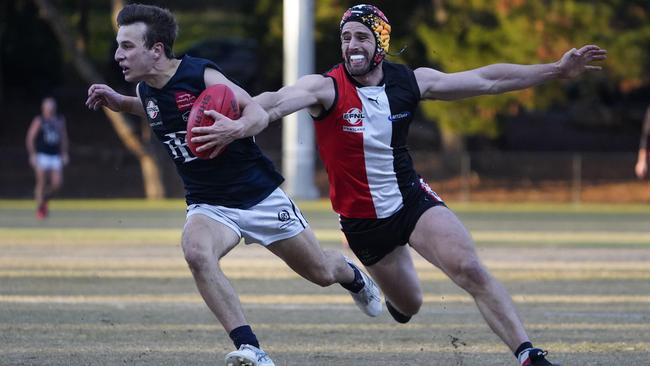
[{"left": 152, "top": 42, "right": 164, "bottom": 59}]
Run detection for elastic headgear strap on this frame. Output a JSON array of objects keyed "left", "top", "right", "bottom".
[{"left": 340, "top": 4, "right": 391, "bottom": 71}]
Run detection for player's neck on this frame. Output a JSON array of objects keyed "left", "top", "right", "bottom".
[
  {"left": 350, "top": 63, "right": 384, "bottom": 87},
  {"left": 144, "top": 58, "right": 182, "bottom": 89}
]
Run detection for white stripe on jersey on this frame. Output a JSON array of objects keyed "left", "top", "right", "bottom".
[{"left": 356, "top": 85, "right": 403, "bottom": 218}]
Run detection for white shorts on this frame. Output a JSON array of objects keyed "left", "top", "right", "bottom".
[
  {"left": 36, "top": 153, "right": 63, "bottom": 171},
  {"left": 186, "top": 187, "right": 309, "bottom": 246}
]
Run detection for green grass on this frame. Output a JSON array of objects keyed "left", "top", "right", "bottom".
[
  {"left": 1, "top": 199, "right": 648, "bottom": 248},
  {"left": 2, "top": 199, "right": 650, "bottom": 213}
]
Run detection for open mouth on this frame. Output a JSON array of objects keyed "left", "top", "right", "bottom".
[{"left": 349, "top": 54, "right": 365, "bottom": 67}]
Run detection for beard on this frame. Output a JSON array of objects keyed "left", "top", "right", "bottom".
[{"left": 345, "top": 51, "right": 374, "bottom": 76}]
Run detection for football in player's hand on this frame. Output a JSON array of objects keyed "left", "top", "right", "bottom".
[{"left": 186, "top": 84, "right": 240, "bottom": 159}]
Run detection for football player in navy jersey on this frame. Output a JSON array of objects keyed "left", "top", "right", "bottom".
[
  {"left": 635, "top": 106, "right": 650, "bottom": 179},
  {"left": 26, "top": 97, "right": 69, "bottom": 219},
  {"left": 85, "top": 4, "right": 381, "bottom": 366},
  {"left": 215, "top": 4, "right": 605, "bottom": 366}
]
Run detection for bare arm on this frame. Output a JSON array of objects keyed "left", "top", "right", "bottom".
[
  {"left": 25, "top": 117, "right": 41, "bottom": 168},
  {"left": 254, "top": 74, "right": 335, "bottom": 122},
  {"left": 25, "top": 117, "right": 41, "bottom": 155},
  {"left": 635, "top": 107, "right": 650, "bottom": 179},
  {"left": 189, "top": 68, "right": 271, "bottom": 158},
  {"left": 191, "top": 71, "right": 335, "bottom": 158},
  {"left": 205, "top": 67, "right": 270, "bottom": 137},
  {"left": 416, "top": 45, "right": 607, "bottom": 101},
  {"left": 86, "top": 84, "right": 146, "bottom": 118}
]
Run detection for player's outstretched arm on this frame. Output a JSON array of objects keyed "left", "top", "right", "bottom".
[
  {"left": 254, "top": 74, "right": 335, "bottom": 122},
  {"left": 86, "top": 84, "right": 145, "bottom": 117},
  {"left": 416, "top": 45, "right": 607, "bottom": 101}
]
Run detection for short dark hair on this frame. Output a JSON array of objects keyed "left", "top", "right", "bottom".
[{"left": 117, "top": 3, "right": 178, "bottom": 58}]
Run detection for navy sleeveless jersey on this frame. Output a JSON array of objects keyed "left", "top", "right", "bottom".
[
  {"left": 314, "top": 62, "right": 428, "bottom": 219},
  {"left": 138, "top": 55, "right": 283, "bottom": 208},
  {"left": 35, "top": 116, "right": 63, "bottom": 155}
]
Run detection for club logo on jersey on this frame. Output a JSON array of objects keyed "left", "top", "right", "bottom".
[
  {"left": 175, "top": 91, "right": 197, "bottom": 111},
  {"left": 145, "top": 98, "right": 162, "bottom": 126},
  {"left": 342, "top": 108, "right": 365, "bottom": 133},
  {"left": 389, "top": 111, "right": 411, "bottom": 122},
  {"left": 278, "top": 210, "right": 291, "bottom": 222},
  {"left": 277, "top": 209, "right": 294, "bottom": 229}
]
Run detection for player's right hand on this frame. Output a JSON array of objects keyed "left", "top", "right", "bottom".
[{"left": 86, "top": 84, "right": 123, "bottom": 112}]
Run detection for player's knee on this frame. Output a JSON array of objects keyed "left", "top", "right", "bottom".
[
  {"left": 181, "top": 239, "right": 212, "bottom": 272},
  {"left": 51, "top": 179, "right": 63, "bottom": 191},
  {"left": 455, "top": 259, "right": 490, "bottom": 292},
  {"left": 305, "top": 262, "right": 337, "bottom": 287},
  {"left": 400, "top": 292, "right": 423, "bottom": 316}
]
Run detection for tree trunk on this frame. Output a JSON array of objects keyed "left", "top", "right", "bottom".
[
  {"left": 440, "top": 128, "right": 465, "bottom": 155},
  {"left": 34, "top": 0, "right": 165, "bottom": 199}
]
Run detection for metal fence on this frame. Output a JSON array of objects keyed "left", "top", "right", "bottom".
[{"left": 1, "top": 147, "right": 647, "bottom": 203}]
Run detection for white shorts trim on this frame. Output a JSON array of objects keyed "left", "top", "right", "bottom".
[
  {"left": 36, "top": 153, "right": 62, "bottom": 171},
  {"left": 186, "top": 187, "right": 309, "bottom": 246}
]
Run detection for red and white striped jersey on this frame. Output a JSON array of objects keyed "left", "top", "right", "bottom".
[{"left": 314, "top": 62, "right": 422, "bottom": 219}]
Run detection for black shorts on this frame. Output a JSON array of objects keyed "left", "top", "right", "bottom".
[{"left": 340, "top": 178, "right": 446, "bottom": 266}]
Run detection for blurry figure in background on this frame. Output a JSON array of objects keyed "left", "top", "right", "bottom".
[
  {"left": 25, "top": 97, "right": 69, "bottom": 219},
  {"left": 635, "top": 106, "right": 650, "bottom": 179}
]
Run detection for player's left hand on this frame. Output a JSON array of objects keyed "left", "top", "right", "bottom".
[
  {"left": 190, "top": 110, "right": 244, "bottom": 159},
  {"left": 557, "top": 45, "right": 607, "bottom": 79}
]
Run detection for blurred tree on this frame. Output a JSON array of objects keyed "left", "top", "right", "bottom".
[
  {"left": 252, "top": 1, "right": 650, "bottom": 152},
  {"left": 34, "top": 0, "right": 165, "bottom": 199},
  {"left": 412, "top": 0, "right": 650, "bottom": 151}
]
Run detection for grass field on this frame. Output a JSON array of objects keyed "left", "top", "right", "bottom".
[{"left": 1, "top": 199, "right": 649, "bottom": 365}]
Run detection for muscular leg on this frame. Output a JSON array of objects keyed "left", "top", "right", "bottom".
[
  {"left": 266, "top": 227, "right": 354, "bottom": 287},
  {"left": 268, "top": 227, "right": 382, "bottom": 317},
  {"left": 47, "top": 169, "right": 63, "bottom": 198},
  {"left": 408, "top": 206, "right": 528, "bottom": 352},
  {"left": 34, "top": 168, "right": 46, "bottom": 207},
  {"left": 366, "top": 246, "right": 423, "bottom": 317},
  {"left": 181, "top": 214, "right": 247, "bottom": 333}
]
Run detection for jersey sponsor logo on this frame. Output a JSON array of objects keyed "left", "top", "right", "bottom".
[
  {"left": 343, "top": 108, "right": 364, "bottom": 125},
  {"left": 175, "top": 91, "right": 197, "bottom": 111},
  {"left": 342, "top": 108, "right": 365, "bottom": 133},
  {"left": 367, "top": 96, "right": 380, "bottom": 105},
  {"left": 145, "top": 98, "right": 162, "bottom": 126},
  {"left": 388, "top": 111, "right": 411, "bottom": 122}
]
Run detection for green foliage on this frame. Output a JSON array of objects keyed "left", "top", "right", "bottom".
[
  {"left": 15, "top": 1, "right": 650, "bottom": 140},
  {"left": 412, "top": 0, "right": 650, "bottom": 137}
]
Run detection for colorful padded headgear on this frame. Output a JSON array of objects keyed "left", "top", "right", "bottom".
[{"left": 340, "top": 4, "right": 391, "bottom": 71}]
